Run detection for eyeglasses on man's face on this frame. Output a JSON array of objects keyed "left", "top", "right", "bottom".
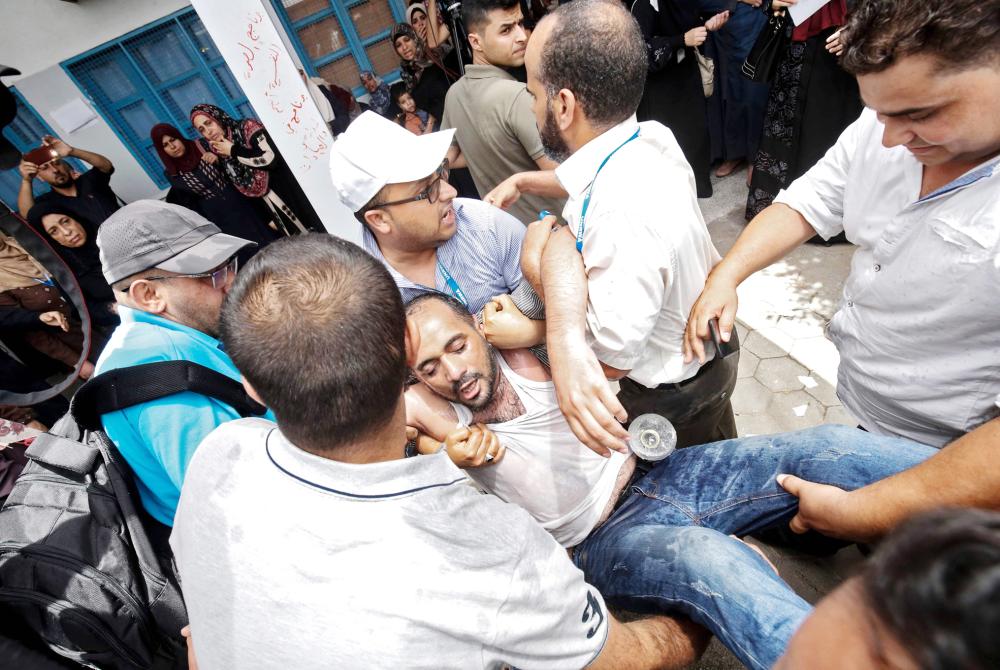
[
  {"left": 121, "top": 255, "right": 239, "bottom": 293},
  {"left": 372, "top": 160, "right": 451, "bottom": 210}
]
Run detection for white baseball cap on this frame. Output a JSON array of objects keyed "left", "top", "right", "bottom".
[{"left": 329, "top": 111, "right": 455, "bottom": 212}]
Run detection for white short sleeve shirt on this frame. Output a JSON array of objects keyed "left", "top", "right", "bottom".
[
  {"left": 556, "top": 117, "right": 722, "bottom": 387},
  {"left": 776, "top": 108, "right": 1000, "bottom": 446},
  {"left": 172, "top": 419, "right": 609, "bottom": 669}
]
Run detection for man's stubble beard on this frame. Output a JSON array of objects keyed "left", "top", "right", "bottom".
[{"left": 540, "top": 101, "right": 572, "bottom": 163}]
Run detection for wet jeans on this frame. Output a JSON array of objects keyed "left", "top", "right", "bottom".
[{"left": 572, "top": 425, "right": 935, "bottom": 670}]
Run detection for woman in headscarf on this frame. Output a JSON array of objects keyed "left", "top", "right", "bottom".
[
  {"left": 746, "top": 0, "right": 860, "bottom": 242},
  {"left": 26, "top": 201, "right": 118, "bottom": 330},
  {"left": 0, "top": 231, "right": 92, "bottom": 379},
  {"left": 189, "top": 105, "right": 325, "bottom": 236},
  {"left": 406, "top": 1, "right": 452, "bottom": 52},
  {"left": 150, "top": 122, "right": 279, "bottom": 254},
  {"left": 391, "top": 22, "right": 458, "bottom": 128},
  {"left": 629, "top": 0, "right": 730, "bottom": 198},
  {"left": 360, "top": 71, "right": 392, "bottom": 118}
]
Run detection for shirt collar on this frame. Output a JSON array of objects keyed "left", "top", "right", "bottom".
[
  {"left": 118, "top": 304, "right": 225, "bottom": 352},
  {"left": 361, "top": 201, "right": 468, "bottom": 292},
  {"left": 555, "top": 115, "right": 641, "bottom": 199},
  {"left": 917, "top": 154, "right": 1000, "bottom": 203},
  {"left": 462, "top": 63, "right": 518, "bottom": 82},
  {"left": 265, "top": 427, "right": 467, "bottom": 499}
]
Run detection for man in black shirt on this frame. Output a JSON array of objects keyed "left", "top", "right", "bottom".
[{"left": 17, "top": 134, "right": 120, "bottom": 224}]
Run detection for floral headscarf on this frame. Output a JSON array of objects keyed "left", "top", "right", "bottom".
[{"left": 189, "top": 104, "right": 270, "bottom": 198}]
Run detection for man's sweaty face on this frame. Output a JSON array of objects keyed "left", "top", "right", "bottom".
[{"left": 410, "top": 301, "right": 497, "bottom": 410}]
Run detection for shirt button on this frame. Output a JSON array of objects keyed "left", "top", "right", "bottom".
[
  {"left": 44, "top": 287, "right": 50, "bottom": 292},
  {"left": 847, "top": 300, "right": 854, "bottom": 307},
  {"left": 874, "top": 264, "right": 881, "bottom": 272}
]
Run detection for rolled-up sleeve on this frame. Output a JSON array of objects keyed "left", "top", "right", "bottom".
[
  {"left": 583, "top": 212, "right": 666, "bottom": 371},
  {"left": 775, "top": 108, "right": 869, "bottom": 240}
]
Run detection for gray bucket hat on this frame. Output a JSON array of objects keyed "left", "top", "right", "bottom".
[{"left": 98, "top": 200, "right": 255, "bottom": 285}]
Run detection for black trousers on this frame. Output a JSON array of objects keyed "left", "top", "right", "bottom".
[{"left": 617, "top": 334, "right": 740, "bottom": 449}]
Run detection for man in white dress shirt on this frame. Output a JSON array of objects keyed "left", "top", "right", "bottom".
[
  {"left": 683, "top": 0, "right": 1000, "bottom": 542},
  {"left": 492, "top": 0, "right": 739, "bottom": 455}
]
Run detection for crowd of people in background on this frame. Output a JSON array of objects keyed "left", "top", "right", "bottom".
[{"left": 1, "top": 0, "right": 999, "bottom": 667}]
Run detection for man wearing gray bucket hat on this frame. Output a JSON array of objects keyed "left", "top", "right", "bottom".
[{"left": 93, "top": 200, "right": 273, "bottom": 527}]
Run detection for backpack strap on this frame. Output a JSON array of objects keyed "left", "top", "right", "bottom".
[{"left": 70, "top": 360, "right": 266, "bottom": 432}]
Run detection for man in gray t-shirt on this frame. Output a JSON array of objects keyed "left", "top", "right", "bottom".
[
  {"left": 173, "top": 235, "right": 705, "bottom": 669},
  {"left": 443, "top": 0, "right": 565, "bottom": 225}
]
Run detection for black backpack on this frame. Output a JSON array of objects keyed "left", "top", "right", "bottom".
[{"left": 0, "top": 361, "right": 266, "bottom": 669}]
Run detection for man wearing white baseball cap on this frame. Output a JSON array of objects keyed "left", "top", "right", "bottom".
[{"left": 330, "top": 111, "right": 544, "bottom": 344}]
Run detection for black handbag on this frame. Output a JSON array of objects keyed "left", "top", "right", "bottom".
[{"left": 742, "top": 10, "right": 792, "bottom": 82}]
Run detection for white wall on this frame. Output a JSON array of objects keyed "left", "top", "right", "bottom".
[{"left": 0, "top": 0, "right": 193, "bottom": 81}]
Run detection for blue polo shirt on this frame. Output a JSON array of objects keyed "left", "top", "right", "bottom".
[{"left": 94, "top": 305, "right": 274, "bottom": 526}]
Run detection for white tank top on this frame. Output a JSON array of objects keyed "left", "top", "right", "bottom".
[{"left": 452, "top": 355, "right": 628, "bottom": 547}]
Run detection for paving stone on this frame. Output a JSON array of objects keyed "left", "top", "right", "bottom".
[
  {"left": 768, "top": 390, "right": 826, "bottom": 431},
  {"left": 775, "top": 314, "right": 828, "bottom": 340},
  {"left": 737, "top": 349, "right": 760, "bottom": 379},
  {"left": 735, "top": 321, "right": 749, "bottom": 343},
  {"left": 735, "top": 412, "right": 785, "bottom": 437},
  {"left": 742, "top": 329, "right": 792, "bottom": 359},
  {"left": 824, "top": 405, "right": 859, "bottom": 426},
  {"left": 731, "top": 377, "right": 771, "bottom": 415},
  {"left": 754, "top": 357, "right": 809, "bottom": 393},
  {"left": 804, "top": 375, "right": 841, "bottom": 407},
  {"left": 789, "top": 336, "right": 840, "bottom": 384}
]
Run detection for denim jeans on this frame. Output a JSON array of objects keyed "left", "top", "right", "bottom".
[{"left": 572, "top": 425, "right": 935, "bottom": 670}]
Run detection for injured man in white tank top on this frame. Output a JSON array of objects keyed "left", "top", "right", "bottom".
[{"left": 404, "top": 292, "right": 636, "bottom": 548}]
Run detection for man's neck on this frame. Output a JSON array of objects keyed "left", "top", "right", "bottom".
[
  {"left": 51, "top": 183, "right": 77, "bottom": 197},
  {"left": 300, "top": 405, "right": 409, "bottom": 464},
  {"left": 920, "top": 148, "right": 1000, "bottom": 198},
  {"left": 471, "top": 355, "right": 526, "bottom": 425},
  {"left": 378, "top": 243, "right": 438, "bottom": 287}
]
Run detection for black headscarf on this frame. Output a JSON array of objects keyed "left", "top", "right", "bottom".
[{"left": 26, "top": 200, "right": 114, "bottom": 308}]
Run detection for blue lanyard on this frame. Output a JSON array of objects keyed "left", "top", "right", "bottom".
[
  {"left": 576, "top": 129, "right": 641, "bottom": 252},
  {"left": 437, "top": 259, "right": 469, "bottom": 307}
]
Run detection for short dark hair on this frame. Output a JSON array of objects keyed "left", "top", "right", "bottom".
[
  {"left": 404, "top": 291, "right": 474, "bottom": 326},
  {"left": 840, "top": 0, "right": 1000, "bottom": 75},
  {"left": 537, "top": 0, "right": 646, "bottom": 128},
  {"left": 221, "top": 234, "right": 407, "bottom": 452},
  {"left": 462, "top": 0, "right": 520, "bottom": 34},
  {"left": 389, "top": 81, "right": 409, "bottom": 104},
  {"left": 861, "top": 508, "right": 1000, "bottom": 670}
]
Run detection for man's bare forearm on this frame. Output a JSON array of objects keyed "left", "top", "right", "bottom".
[
  {"left": 588, "top": 615, "right": 708, "bottom": 670},
  {"left": 539, "top": 227, "right": 587, "bottom": 335},
  {"left": 70, "top": 147, "right": 113, "bottom": 173},
  {"left": 17, "top": 178, "right": 35, "bottom": 217},
  {"left": 708, "top": 203, "right": 817, "bottom": 288},
  {"left": 847, "top": 417, "right": 1000, "bottom": 537},
  {"left": 516, "top": 169, "right": 568, "bottom": 199}
]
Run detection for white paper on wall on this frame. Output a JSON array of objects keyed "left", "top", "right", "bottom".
[
  {"left": 188, "top": 0, "right": 359, "bottom": 243},
  {"left": 51, "top": 98, "right": 99, "bottom": 134}
]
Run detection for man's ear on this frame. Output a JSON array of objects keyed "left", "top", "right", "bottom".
[
  {"left": 128, "top": 279, "right": 168, "bottom": 316},
  {"left": 467, "top": 31, "right": 484, "bottom": 54},
  {"left": 557, "top": 88, "right": 576, "bottom": 132},
  {"left": 241, "top": 376, "right": 266, "bottom": 406},
  {"left": 404, "top": 317, "right": 420, "bottom": 369},
  {"left": 363, "top": 208, "right": 392, "bottom": 236}
]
